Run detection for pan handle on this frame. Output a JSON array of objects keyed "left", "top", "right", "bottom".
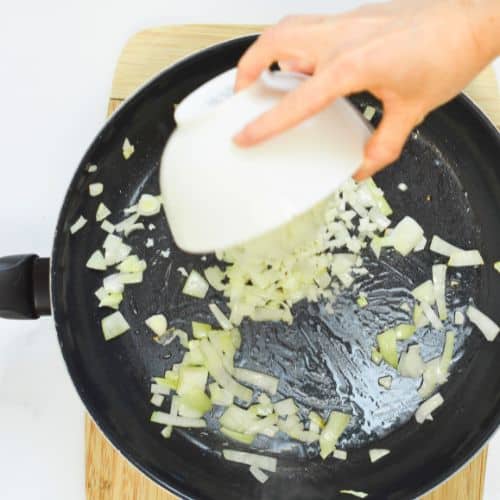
[{"left": 0, "top": 255, "right": 51, "bottom": 319}]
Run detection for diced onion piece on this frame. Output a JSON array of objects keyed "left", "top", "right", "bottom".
[
  {"left": 309, "top": 411, "right": 325, "bottom": 429},
  {"left": 89, "top": 183, "right": 103, "bottom": 197},
  {"left": 466, "top": 305, "right": 499, "bottom": 341},
  {"left": 320, "top": 411, "right": 351, "bottom": 459},
  {"left": 96, "top": 203, "right": 111, "bottom": 222},
  {"left": 137, "top": 194, "right": 161, "bottom": 216},
  {"left": 86, "top": 250, "right": 107, "bottom": 271},
  {"left": 87, "top": 164, "right": 98, "bottom": 173},
  {"left": 122, "top": 137, "right": 135, "bottom": 159},
  {"left": 440, "top": 331, "right": 455, "bottom": 375},
  {"left": 356, "top": 295, "right": 368, "bottom": 308},
  {"left": 385, "top": 216, "right": 424, "bottom": 256},
  {"left": 432, "top": 265, "right": 447, "bottom": 321},
  {"left": 414, "top": 235, "right": 427, "bottom": 252},
  {"left": 369, "top": 449, "right": 390, "bottom": 463},
  {"left": 145, "top": 314, "right": 168, "bottom": 337},
  {"left": 397, "top": 183, "right": 408, "bottom": 192},
  {"left": 161, "top": 426, "right": 173, "bottom": 439},
  {"left": 378, "top": 376, "right": 392, "bottom": 389},
  {"left": 192, "top": 322, "right": 212, "bottom": 339},
  {"left": 429, "top": 235, "right": 463, "bottom": 257},
  {"left": 117, "top": 255, "right": 147, "bottom": 273},
  {"left": 418, "top": 357, "right": 448, "bottom": 398},
  {"left": 115, "top": 213, "right": 140, "bottom": 233},
  {"left": 124, "top": 204, "right": 137, "bottom": 215},
  {"left": 209, "top": 382, "right": 234, "bottom": 406},
  {"left": 377, "top": 329, "right": 398, "bottom": 368},
  {"left": 183, "top": 270, "right": 209, "bottom": 299},
  {"left": 177, "top": 366, "right": 208, "bottom": 396},
  {"left": 209, "top": 303, "right": 233, "bottom": 330},
  {"left": 413, "top": 304, "right": 430, "bottom": 328},
  {"left": 95, "top": 287, "right": 108, "bottom": 301},
  {"left": 119, "top": 272, "right": 143, "bottom": 284},
  {"left": 221, "top": 427, "right": 255, "bottom": 445},
  {"left": 145, "top": 238, "right": 154, "bottom": 248},
  {"left": 454, "top": 310, "right": 465, "bottom": 325},
  {"left": 371, "top": 348, "right": 383, "bottom": 365},
  {"left": 220, "top": 405, "right": 259, "bottom": 433},
  {"left": 494, "top": 261, "right": 500, "bottom": 273},
  {"left": 103, "top": 273, "right": 125, "bottom": 293},
  {"left": 333, "top": 449, "right": 347, "bottom": 460},
  {"left": 398, "top": 345, "right": 425, "bottom": 378},
  {"left": 204, "top": 266, "right": 226, "bottom": 291},
  {"left": 150, "top": 394, "right": 164, "bottom": 407},
  {"left": 100, "top": 220, "right": 115, "bottom": 233},
  {"left": 274, "top": 398, "right": 298, "bottom": 416},
  {"left": 247, "top": 414, "right": 279, "bottom": 436},
  {"left": 363, "top": 105, "right": 376, "bottom": 121},
  {"left": 70, "top": 216, "right": 87, "bottom": 234},
  {"left": 394, "top": 323, "right": 416, "bottom": 340},
  {"left": 288, "top": 429, "right": 320, "bottom": 443},
  {"left": 99, "top": 292, "right": 123, "bottom": 310},
  {"left": 339, "top": 490, "right": 368, "bottom": 498},
  {"left": 177, "top": 389, "right": 212, "bottom": 417},
  {"left": 150, "top": 411, "right": 206, "bottom": 428},
  {"left": 233, "top": 368, "right": 279, "bottom": 395},
  {"left": 415, "top": 393, "right": 444, "bottom": 424},
  {"left": 412, "top": 280, "right": 435, "bottom": 305},
  {"left": 363, "top": 178, "right": 392, "bottom": 216},
  {"left": 420, "top": 301, "right": 443, "bottom": 330},
  {"left": 101, "top": 311, "right": 130, "bottom": 341},
  {"left": 103, "top": 234, "right": 131, "bottom": 266},
  {"left": 400, "top": 302, "right": 411, "bottom": 312},
  {"left": 161, "top": 249, "right": 171, "bottom": 258},
  {"left": 249, "top": 465, "right": 269, "bottom": 484},
  {"left": 222, "top": 450, "right": 277, "bottom": 473},
  {"left": 448, "top": 250, "right": 484, "bottom": 267},
  {"left": 199, "top": 339, "right": 253, "bottom": 403},
  {"left": 124, "top": 222, "right": 145, "bottom": 237},
  {"left": 150, "top": 383, "right": 170, "bottom": 396}
]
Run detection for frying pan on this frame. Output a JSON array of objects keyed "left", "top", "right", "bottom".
[{"left": 0, "top": 35, "right": 499, "bottom": 500}]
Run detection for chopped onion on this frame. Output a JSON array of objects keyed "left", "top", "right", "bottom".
[
  {"left": 274, "top": 398, "right": 298, "bottom": 416},
  {"left": 440, "top": 331, "right": 455, "bottom": 374},
  {"left": 221, "top": 427, "right": 255, "bottom": 445},
  {"left": 222, "top": 450, "right": 277, "bottom": 473},
  {"left": 150, "top": 394, "right": 164, "bottom": 407},
  {"left": 209, "top": 303, "right": 233, "bottom": 330},
  {"left": 339, "top": 490, "right": 368, "bottom": 498},
  {"left": 320, "top": 411, "right": 351, "bottom": 459},
  {"left": 209, "top": 382, "right": 234, "bottom": 406},
  {"left": 118, "top": 272, "right": 143, "bottom": 284},
  {"left": 363, "top": 105, "right": 376, "bottom": 121},
  {"left": 150, "top": 383, "right": 170, "bottom": 396},
  {"left": 413, "top": 236, "right": 427, "bottom": 252},
  {"left": 233, "top": 368, "right": 279, "bottom": 395},
  {"left": 124, "top": 222, "right": 145, "bottom": 237},
  {"left": 192, "top": 322, "right": 212, "bottom": 339},
  {"left": 413, "top": 304, "right": 430, "bottom": 328},
  {"left": 103, "top": 234, "right": 131, "bottom": 266},
  {"left": 137, "top": 194, "right": 161, "bottom": 216},
  {"left": 429, "top": 235, "right": 462, "bottom": 257},
  {"left": 397, "top": 183, "right": 408, "bottom": 192},
  {"left": 101, "top": 311, "right": 130, "bottom": 341},
  {"left": 333, "top": 449, "right": 347, "bottom": 460},
  {"left": 122, "top": 137, "right": 135, "bottom": 159},
  {"left": 145, "top": 238, "right": 154, "bottom": 248},
  {"left": 400, "top": 302, "right": 411, "bottom": 312},
  {"left": 161, "top": 249, "right": 171, "bottom": 258},
  {"left": 150, "top": 411, "right": 206, "bottom": 428},
  {"left": 177, "top": 366, "right": 208, "bottom": 396},
  {"left": 394, "top": 323, "right": 416, "bottom": 340},
  {"left": 419, "top": 300, "right": 443, "bottom": 330},
  {"left": 89, "top": 183, "right": 103, "bottom": 197},
  {"left": 466, "top": 305, "right": 499, "bottom": 341},
  {"left": 415, "top": 393, "right": 444, "bottom": 424},
  {"left": 177, "top": 389, "right": 212, "bottom": 417},
  {"left": 371, "top": 348, "right": 383, "bottom": 365},
  {"left": 494, "top": 261, "right": 500, "bottom": 273},
  {"left": 100, "top": 220, "right": 115, "bottom": 233},
  {"left": 412, "top": 280, "right": 435, "bottom": 305},
  {"left": 145, "top": 314, "right": 168, "bottom": 337},
  {"left": 70, "top": 215, "right": 87, "bottom": 234},
  {"left": 87, "top": 164, "right": 98, "bottom": 173},
  {"left": 103, "top": 273, "right": 125, "bottom": 294},
  {"left": 86, "top": 250, "right": 107, "bottom": 271},
  {"left": 199, "top": 338, "right": 253, "bottom": 403},
  {"left": 115, "top": 213, "right": 140, "bottom": 233},
  {"left": 369, "top": 448, "right": 390, "bottom": 463},
  {"left": 148, "top": 223, "right": 156, "bottom": 230},
  {"left": 220, "top": 405, "right": 259, "bottom": 433},
  {"left": 377, "top": 329, "right": 398, "bottom": 368},
  {"left": 95, "top": 287, "right": 108, "bottom": 301},
  {"left": 99, "top": 292, "right": 123, "bottom": 310},
  {"left": 96, "top": 203, "right": 111, "bottom": 222},
  {"left": 183, "top": 270, "right": 209, "bottom": 299},
  {"left": 454, "top": 310, "right": 465, "bottom": 325},
  {"left": 177, "top": 266, "right": 188, "bottom": 277},
  {"left": 117, "top": 255, "right": 147, "bottom": 273},
  {"left": 123, "top": 204, "right": 137, "bottom": 215},
  {"left": 432, "top": 265, "right": 447, "bottom": 321},
  {"left": 419, "top": 356, "right": 448, "bottom": 398},
  {"left": 309, "top": 411, "right": 325, "bottom": 430},
  {"left": 356, "top": 295, "right": 368, "bottom": 308},
  {"left": 385, "top": 216, "right": 424, "bottom": 256},
  {"left": 249, "top": 465, "right": 269, "bottom": 484},
  {"left": 448, "top": 250, "right": 484, "bottom": 267},
  {"left": 204, "top": 266, "right": 226, "bottom": 291},
  {"left": 398, "top": 345, "right": 425, "bottom": 378},
  {"left": 378, "top": 376, "right": 392, "bottom": 389}
]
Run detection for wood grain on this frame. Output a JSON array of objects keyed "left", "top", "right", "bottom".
[{"left": 87, "top": 24, "right": 498, "bottom": 500}]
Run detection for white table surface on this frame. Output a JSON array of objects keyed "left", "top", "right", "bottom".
[{"left": 0, "top": 1, "right": 498, "bottom": 499}]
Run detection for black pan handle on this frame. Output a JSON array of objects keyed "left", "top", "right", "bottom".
[{"left": 0, "top": 255, "right": 51, "bottom": 319}]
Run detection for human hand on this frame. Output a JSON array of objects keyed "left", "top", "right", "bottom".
[{"left": 234, "top": 0, "right": 500, "bottom": 180}]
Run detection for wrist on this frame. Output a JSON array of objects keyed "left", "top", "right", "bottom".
[{"left": 465, "top": 0, "right": 500, "bottom": 61}]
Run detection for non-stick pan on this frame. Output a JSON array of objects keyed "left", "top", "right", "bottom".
[{"left": 0, "top": 35, "right": 499, "bottom": 500}]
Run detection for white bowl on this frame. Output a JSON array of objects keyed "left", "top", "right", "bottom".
[{"left": 160, "top": 68, "right": 371, "bottom": 253}]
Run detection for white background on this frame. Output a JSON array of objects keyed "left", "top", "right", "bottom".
[{"left": 0, "top": 1, "right": 498, "bottom": 499}]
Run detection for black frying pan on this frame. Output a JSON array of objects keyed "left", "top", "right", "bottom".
[{"left": 0, "top": 35, "right": 499, "bottom": 500}]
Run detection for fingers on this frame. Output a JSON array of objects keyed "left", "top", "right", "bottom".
[
  {"left": 235, "top": 25, "right": 317, "bottom": 91},
  {"left": 234, "top": 66, "right": 359, "bottom": 146},
  {"left": 278, "top": 58, "right": 315, "bottom": 74},
  {"left": 354, "top": 108, "right": 420, "bottom": 180}
]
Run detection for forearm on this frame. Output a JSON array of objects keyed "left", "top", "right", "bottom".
[{"left": 467, "top": 0, "right": 500, "bottom": 61}]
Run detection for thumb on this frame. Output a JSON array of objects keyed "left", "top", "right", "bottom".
[{"left": 354, "top": 108, "right": 420, "bottom": 181}]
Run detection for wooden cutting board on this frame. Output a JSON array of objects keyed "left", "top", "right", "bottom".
[{"left": 86, "top": 24, "right": 500, "bottom": 500}]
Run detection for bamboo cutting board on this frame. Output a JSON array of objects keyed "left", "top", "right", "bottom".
[{"left": 86, "top": 24, "right": 499, "bottom": 500}]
